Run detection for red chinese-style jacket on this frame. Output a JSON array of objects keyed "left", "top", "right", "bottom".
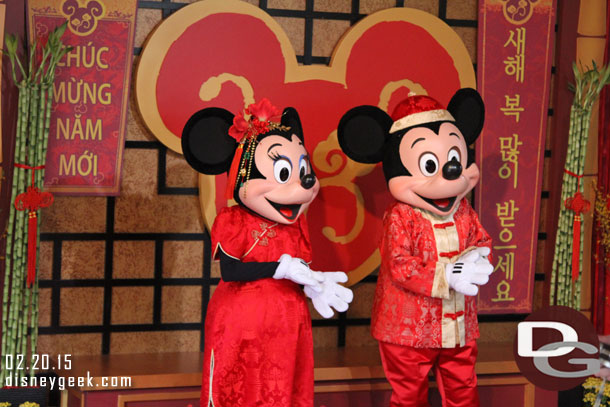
[{"left": 371, "top": 198, "right": 492, "bottom": 348}]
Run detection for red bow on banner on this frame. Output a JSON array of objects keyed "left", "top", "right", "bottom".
[
  {"left": 13, "top": 163, "right": 54, "bottom": 287},
  {"left": 563, "top": 169, "right": 591, "bottom": 283}
]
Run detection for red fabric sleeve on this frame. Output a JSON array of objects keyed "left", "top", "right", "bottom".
[
  {"left": 296, "top": 214, "right": 313, "bottom": 263},
  {"left": 382, "top": 205, "right": 437, "bottom": 297},
  {"left": 464, "top": 200, "right": 493, "bottom": 264},
  {"left": 211, "top": 206, "right": 248, "bottom": 260}
]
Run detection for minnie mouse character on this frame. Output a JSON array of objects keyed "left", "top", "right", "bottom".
[
  {"left": 338, "top": 89, "right": 493, "bottom": 406},
  {"left": 182, "top": 99, "right": 353, "bottom": 407}
]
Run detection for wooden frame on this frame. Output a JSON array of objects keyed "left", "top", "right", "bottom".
[{"left": 117, "top": 391, "right": 201, "bottom": 407}]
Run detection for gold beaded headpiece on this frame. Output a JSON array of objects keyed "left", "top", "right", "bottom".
[{"left": 225, "top": 98, "right": 290, "bottom": 199}]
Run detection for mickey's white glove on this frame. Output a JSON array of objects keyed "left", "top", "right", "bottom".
[
  {"left": 445, "top": 249, "right": 493, "bottom": 296},
  {"left": 458, "top": 246, "right": 492, "bottom": 264},
  {"left": 275, "top": 254, "right": 324, "bottom": 291},
  {"left": 304, "top": 272, "right": 353, "bottom": 319}
]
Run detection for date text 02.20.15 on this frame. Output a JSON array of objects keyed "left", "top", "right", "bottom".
[{"left": 4, "top": 354, "right": 71, "bottom": 371}]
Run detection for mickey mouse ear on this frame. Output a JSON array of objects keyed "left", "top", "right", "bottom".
[
  {"left": 181, "top": 107, "right": 237, "bottom": 175},
  {"left": 446, "top": 88, "right": 485, "bottom": 145},
  {"left": 338, "top": 105, "right": 392, "bottom": 164}
]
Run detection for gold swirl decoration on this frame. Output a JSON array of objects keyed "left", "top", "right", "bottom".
[{"left": 315, "top": 79, "right": 429, "bottom": 246}]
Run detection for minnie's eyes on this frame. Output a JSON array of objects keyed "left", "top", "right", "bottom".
[
  {"left": 419, "top": 152, "right": 439, "bottom": 177},
  {"left": 299, "top": 156, "right": 309, "bottom": 179},
  {"left": 273, "top": 158, "right": 292, "bottom": 183}
]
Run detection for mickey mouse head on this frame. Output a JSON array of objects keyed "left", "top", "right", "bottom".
[
  {"left": 338, "top": 88, "right": 485, "bottom": 216},
  {"left": 181, "top": 102, "right": 319, "bottom": 224}
]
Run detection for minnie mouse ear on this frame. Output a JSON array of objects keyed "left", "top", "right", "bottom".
[
  {"left": 181, "top": 107, "right": 236, "bottom": 175},
  {"left": 447, "top": 88, "right": 485, "bottom": 145},
  {"left": 280, "top": 107, "right": 304, "bottom": 141}
]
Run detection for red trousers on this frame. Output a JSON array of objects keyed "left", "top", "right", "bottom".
[{"left": 379, "top": 340, "right": 479, "bottom": 407}]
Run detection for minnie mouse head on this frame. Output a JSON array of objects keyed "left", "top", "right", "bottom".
[
  {"left": 182, "top": 99, "right": 319, "bottom": 224},
  {"left": 338, "top": 88, "right": 484, "bottom": 217}
]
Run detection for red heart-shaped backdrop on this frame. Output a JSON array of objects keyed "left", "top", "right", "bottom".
[{"left": 136, "top": 0, "right": 475, "bottom": 285}]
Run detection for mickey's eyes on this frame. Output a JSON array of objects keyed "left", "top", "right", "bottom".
[
  {"left": 448, "top": 147, "right": 461, "bottom": 163},
  {"left": 299, "top": 156, "right": 309, "bottom": 179},
  {"left": 273, "top": 158, "right": 292, "bottom": 183},
  {"left": 419, "top": 152, "right": 439, "bottom": 177}
]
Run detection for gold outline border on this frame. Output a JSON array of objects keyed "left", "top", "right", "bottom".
[
  {"left": 135, "top": 0, "right": 475, "bottom": 154},
  {"left": 137, "top": 0, "right": 475, "bottom": 284}
]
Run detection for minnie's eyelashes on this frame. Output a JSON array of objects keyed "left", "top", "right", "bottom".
[
  {"left": 268, "top": 151, "right": 281, "bottom": 161},
  {"left": 268, "top": 152, "right": 293, "bottom": 167}
]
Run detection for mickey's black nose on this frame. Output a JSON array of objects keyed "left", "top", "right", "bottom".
[
  {"left": 442, "top": 161, "right": 462, "bottom": 180},
  {"left": 301, "top": 174, "right": 316, "bottom": 190}
]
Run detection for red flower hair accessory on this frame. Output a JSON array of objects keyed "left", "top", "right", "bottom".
[{"left": 225, "top": 98, "right": 290, "bottom": 199}]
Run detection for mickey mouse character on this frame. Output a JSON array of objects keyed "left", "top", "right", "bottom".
[
  {"left": 338, "top": 89, "right": 493, "bottom": 407},
  {"left": 182, "top": 98, "right": 353, "bottom": 407}
]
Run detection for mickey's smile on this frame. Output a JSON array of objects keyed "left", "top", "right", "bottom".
[
  {"left": 416, "top": 194, "right": 457, "bottom": 213},
  {"left": 266, "top": 199, "right": 302, "bottom": 221}
]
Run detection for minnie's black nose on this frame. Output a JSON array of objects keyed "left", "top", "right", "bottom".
[
  {"left": 301, "top": 174, "right": 316, "bottom": 190},
  {"left": 442, "top": 161, "right": 462, "bottom": 180}
]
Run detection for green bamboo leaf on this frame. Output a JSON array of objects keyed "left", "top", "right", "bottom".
[
  {"left": 4, "top": 34, "right": 17, "bottom": 56},
  {"left": 572, "top": 61, "right": 579, "bottom": 77},
  {"left": 54, "top": 20, "right": 69, "bottom": 39}
]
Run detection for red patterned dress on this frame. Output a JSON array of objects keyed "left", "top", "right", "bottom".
[{"left": 201, "top": 205, "right": 314, "bottom": 407}]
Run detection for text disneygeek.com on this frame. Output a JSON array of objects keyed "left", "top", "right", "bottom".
[{"left": 3, "top": 371, "right": 132, "bottom": 391}]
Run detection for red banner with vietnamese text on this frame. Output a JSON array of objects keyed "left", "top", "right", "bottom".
[
  {"left": 27, "top": 0, "right": 137, "bottom": 195},
  {"left": 476, "top": 0, "right": 556, "bottom": 313}
]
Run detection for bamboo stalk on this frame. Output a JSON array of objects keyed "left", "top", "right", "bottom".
[
  {"left": 1, "top": 22, "right": 73, "bottom": 382},
  {"left": 557, "top": 103, "right": 580, "bottom": 304},
  {"left": 557, "top": 103, "right": 579, "bottom": 305},
  {"left": 8, "top": 84, "right": 31, "bottom": 366},
  {"left": 574, "top": 109, "right": 592, "bottom": 309},
  {"left": 551, "top": 62, "right": 610, "bottom": 309},
  {"left": 28, "top": 279, "right": 39, "bottom": 381},
  {"left": 0, "top": 84, "right": 26, "bottom": 383}
]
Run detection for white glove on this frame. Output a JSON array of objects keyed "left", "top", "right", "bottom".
[
  {"left": 274, "top": 254, "right": 324, "bottom": 291},
  {"left": 304, "top": 272, "right": 353, "bottom": 319},
  {"left": 445, "top": 250, "right": 494, "bottom": 296},
  {"left": 457, "top": 246, "right": 491, "bottom": 264}
]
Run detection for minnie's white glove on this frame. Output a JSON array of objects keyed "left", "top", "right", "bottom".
[
  {"left": 275, "top": 254, "right": 324, "bottom": 292},
  {"left": 304, "top": 272, "right": 353, "bottom": 318},
  {"left": 445, "top": 249, "right": 493, "bottom": 296}
]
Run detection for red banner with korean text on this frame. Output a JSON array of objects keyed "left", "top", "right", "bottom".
[
  {"left": 476, "top": 0, "right": 556, "bottom": 314},
  {"left": 26, "top": 0, "right": 137, "bottom": 195}
]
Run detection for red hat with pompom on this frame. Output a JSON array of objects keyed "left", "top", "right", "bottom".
[{"left": 389, "top": 92, "right": 455, "bottom": 133}]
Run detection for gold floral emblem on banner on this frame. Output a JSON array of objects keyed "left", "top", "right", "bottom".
[
  {"left": 500, "top": 0, "right": 538, "bottom": 25},
  {"left": 61, "top": 0, "right": 105, "bottom": 36}
]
